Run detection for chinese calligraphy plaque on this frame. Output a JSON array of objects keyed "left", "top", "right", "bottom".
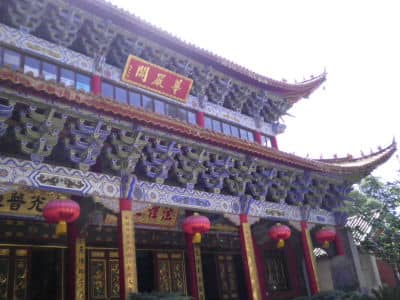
[
  {"left": 75, "top": 238, "right": 86, "bottom": 300},
  {"left": 194, "top": 245, "right": 205, "bottom": 300},
  {"left": 0, "top": 190, "right": 64, "bottom": 217},
  {"left": 134, "top": 206, "right": 179, "bottom": 227},
  {"left": 122, "top": 55, "right": 193, "bottom": 103},
  {"left": 121, "top": 210, "right": 138, "bottom": 296},
  {"left": 35, "top": 172, "right": 86, "bottom": 192}
]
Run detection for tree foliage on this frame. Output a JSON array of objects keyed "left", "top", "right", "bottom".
[{"left": 347, "top": 176, "right": 400, "bottom": 275}]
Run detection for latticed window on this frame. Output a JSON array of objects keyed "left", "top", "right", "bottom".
[{"left": 264, "top": 250, "right": 290, "bottom": 292}]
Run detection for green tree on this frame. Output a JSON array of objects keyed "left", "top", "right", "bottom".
[{"left": 347, "top": 176, "right": 400, "bottom": 281}]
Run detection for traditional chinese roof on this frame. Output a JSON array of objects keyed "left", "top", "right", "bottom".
[
  {"left": 0, "top": 0, "right": 325, "bottom": 124},
  {"left": 0, "top": 67, "right": 393, "bottom": 181},
  {"left": 316, "top": 142, "right": 397, "bottom": 177},
  {"left": 75, "top": 0, "right": 326, "bottom": 99}
]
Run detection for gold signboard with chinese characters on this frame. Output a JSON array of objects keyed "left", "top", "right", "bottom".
[
  {"left": 0, "top": 189, "right": 65, "bottom": 217},
  {"left": 134, "top": 206, "right": 179, "bottom": 227},
  {"left": 121, "top": 210, "right": 138, "bottom": 296},
  {"left": 75, "top": 238, "right": 86, "bottom": 300},
  {"left": 104, "top": 206, "right": 179, "bottom": 227},
  {"left": 194, "top": 245, "right": 205, "bottom": 300},
  {"left": 122, "top": 54, "right": 193, "bottom": 103},
  {"left": 242, "top": 222, "right": 262, "bottom": 300}
]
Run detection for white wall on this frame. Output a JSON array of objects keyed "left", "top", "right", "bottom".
[
  {"left": 359, "top": 253, "right": 382, "bottom": 292},
  {"left": 316, "top": 258, "right": 334, "bottom": 291}
]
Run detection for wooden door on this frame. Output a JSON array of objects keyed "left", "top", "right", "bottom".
[
  {"left": 154, "top": 252, "right": 186, "bottom": 294},
  {"left": 87, "top": 249, "right": 120, "bottom": 300},
  {"left": 0, "top": 247, "right": 29, "bottom": 300},
  {"left": 215, "top": 254, "right": 239, "bottom": 300}
]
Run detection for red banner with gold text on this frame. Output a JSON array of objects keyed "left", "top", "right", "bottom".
[{"left": 121, "top": 55, "right": 193, "bottom": 103}]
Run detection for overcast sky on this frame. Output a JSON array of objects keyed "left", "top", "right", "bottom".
[{"left": 109, "top": 0, "right": 400, "bottom": 181}]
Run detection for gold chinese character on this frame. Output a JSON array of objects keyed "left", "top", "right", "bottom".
[
  {"left": 171, "top": 79, "right": 183, "bottom": 95},
  {"left": 151, "top": 73, "right": 166, "bottom": 88},
  {"left": 135, "top": 65, "right": 150, "bottom": 83}
]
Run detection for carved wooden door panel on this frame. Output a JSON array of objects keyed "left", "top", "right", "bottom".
[
  {"left": 88, "top": 249, "right": 120, "bottom": 300},
  {"left": 215, "top": 254, "right": 239, "bottom": 300},
  {"left": 0, "top": 247, "right": 29, "bottom": 300},
  {"left": 154, "top": 252, "right": 186, "bottom": 294}
]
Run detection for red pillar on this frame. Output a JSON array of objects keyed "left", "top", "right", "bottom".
[
  {"left": 196, "top": 111, "right": 205, "bottom": 128},
  {"left": 186, "top": 234, "right": 199, "bottom": 299},
  {"left": 285, "top": 240, "right": 301, "bottom": 296},
  {"left": 252, "top": 237, "right": 268, "bottom": 300},
  {"left": 91, "top": 74, "right": 102, "bottom": 95},
  {"left": 335, "top": 228, "right": 345, "bottom": 256},
  {"left": 239, "top": 214, "right": 262, "bottom": 300},
  {"left": 185, "top": 234, "right": 206, "bottom": 300},
  {"left": 118, "top": 198, "right": 138, "bottom": 299},
  {"left": 68, "top": 222, "right": 85, "bottom": 300},
  {"left": 271, "top": 136, "right": 278, "bottom": 149},
  {"left": 254, "top": 131, "right": 262, "bottom": 145},
  {"left": 300, "top": 221, "right": 319, "bottom": 295}
]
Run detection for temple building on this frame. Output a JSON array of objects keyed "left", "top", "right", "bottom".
[{"left": 0, "top": 1, "right": 396, "bottom": 300}]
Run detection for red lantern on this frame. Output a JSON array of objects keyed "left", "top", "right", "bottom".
[
  {"left": 268, "top": 223, "right": 291, "bottom": 249},
  {"left": 315, "top": 227, "right": 336, "bottom": 249},
  {"left": 183, "top": 213, "right": 211, "bottom": 244},
  {"left": 43, "top": 199, "right": 80, "bottom": 236}
]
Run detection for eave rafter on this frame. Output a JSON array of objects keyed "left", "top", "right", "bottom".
[
  {"left": 0, "top": 67, "right": 394, "bottom": 179},
  {"left": 0, "top": 71, "right": 394, "bottom": 216},
  {"left": 0, "top": 0, "right": 325, "bottom": 124}
]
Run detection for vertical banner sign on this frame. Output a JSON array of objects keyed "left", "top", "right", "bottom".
[
  {"left": 121, "top": 54, "right": 193, "bottom": 103},
  {"left": 75, "top": 238, "right": 86, "bottom": 300},
  {"left": 242, "top": 223, "right": 262, "bottom": 300},
  {"left": 121, "top": 210, "right": 138, "bottom": 297},
  {"left": 193, "top": 245, "right": 206, "bottom": 300}
]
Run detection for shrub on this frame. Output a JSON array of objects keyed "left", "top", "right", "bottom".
[
  {"left": 371, "top": 285, "right": 400, "bottom": 300},
  {"left": 292, "top": 290, "right": 346, "bottom": 300},
  {"left": 129, "top": 292, "right": 192, "bottom": 300},
  {"left": 292, "top": 290, "right": 372, "bottom": 300}
]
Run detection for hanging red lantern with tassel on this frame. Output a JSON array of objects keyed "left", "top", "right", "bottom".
[
  {"left": 183, "top": 213, "right": 211, "bottom": 243},
  {"left": 268, "top": 223, "right": 291, "bottom": 249},
  {"left": 315, "top": 227, "right": 336, "bottom": 249},
  {"left": 43, "top": 199, "right": 80, "bottom": 236}
]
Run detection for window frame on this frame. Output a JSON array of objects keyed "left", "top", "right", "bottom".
[
  {"left": 187, "top": 110, "right": 197, "bottom": 125},
  {"left": 1, "top": 47, "right": 204, "bottom": 127},
  {"left": 23, "top": 55, "right": 41, "bottom": 77},
  {"left": 3, "top": 48, "right": 22, "bottom": 70},
  {"left": 263, "top": 250, "right": 290, "bottom": 292},
  {"left": 75, "top": 72, "right": 91, "bottom": 93},
  {"left": 41, "top": 61, "right": 58, "bottom": 81},
  {"left": 128, "top": 90, "right": 142, "bottom": 107},
  {"left": 154, "top": 99, "right": 166, "bottom": 115},
  {"left": 204, "top": 114, "right": 257, "bottom": 143},
  {"left": 261, "top": 134, "right": 273, "bottom": 148},
  {"left": 59, "top": 67, "right": 76, "bottom": 88},
  {"left": 222, "top": 122, "right": 232, "bottom": 136},
  {"left": 101, "top": 80, "right": 115, "bottom": 100},
  {"left": 204, "top": 116, "right": 212, "bottom": 130},
  {"left": 114, "top": 85, "right": 128, "bottom": 104},
  {"left": 141, "top": 94, "right": 154, "bottom": 112}
]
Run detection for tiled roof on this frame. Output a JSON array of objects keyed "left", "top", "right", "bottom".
[
  {"left": 0, "top": 67, "right": 394, "bottom": 178},
  {"left": 73, "top": 0, "right": 326, "bottom": 95}
]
